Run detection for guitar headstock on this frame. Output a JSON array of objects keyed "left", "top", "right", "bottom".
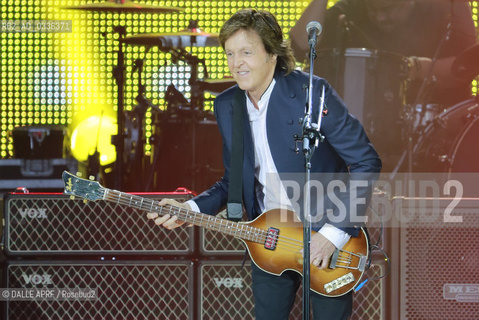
[{"left": 62, "top": 171, "right": 105, "bottom": 201}]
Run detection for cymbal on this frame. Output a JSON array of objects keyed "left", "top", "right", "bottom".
[
  {"left": 197, "top": 78, "right": 236, "bottom": 95},
  {"left": 63, "top": 1, "right": 183, "bottom": 13},
  {"left": 123, "top": 31, "right": 219, "bottom": 48},
  {"left": 451, "top": 44, "right": 479, "bottom": 80}
]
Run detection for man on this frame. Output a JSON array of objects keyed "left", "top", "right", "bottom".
[
  {"left": 147, "top": 9, "right": 381, "bottom": 319},
  {"left": 291, "top": 0, "right": 476, "bottom": 106},
  {"left": 290, "top": 0, "right": 476, "bottom": 170}
]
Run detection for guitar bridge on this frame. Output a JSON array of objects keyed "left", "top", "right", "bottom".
[
  {"left": 329, "top": 249, "right": 367, "bottom": 272},
  {"left": 264, "top": 227, "right": 279, "bottom": 250}
]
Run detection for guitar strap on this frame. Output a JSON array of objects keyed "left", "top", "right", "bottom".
[{"left": 227, "top": 88, "right": 246, "bottom": 222}]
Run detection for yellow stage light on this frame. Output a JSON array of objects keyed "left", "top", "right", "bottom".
[{"left": 70, "top": 115, "right": 117, "bottom": 166}]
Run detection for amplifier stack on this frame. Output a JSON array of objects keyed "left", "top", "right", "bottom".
[{"left": 1, "top": 192, "right": 385, "bottom": 319}]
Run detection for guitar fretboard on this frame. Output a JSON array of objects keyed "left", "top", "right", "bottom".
[{"left": 103, "top": 188, "right": 267, "bottom": 244}]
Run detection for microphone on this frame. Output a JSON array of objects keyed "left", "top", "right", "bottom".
[{"left": 306, "top": 21, "right": 322, "bottom": 47}]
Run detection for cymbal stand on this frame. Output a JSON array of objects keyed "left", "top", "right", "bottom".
[
  {"left": 164, "top": 47, "right": 210, "bottom": 191},
  {"left": 132, "top": 50, "right": 159, "bottom": 117},
  {"left": 170, "top": 48, "right": 209, "bottom": 116},
  {"left": 130, "top": 51, "right": 162, "bottom": 191},
  {"left": 111, "top": 25, "right": 127, "bottom": 189}
]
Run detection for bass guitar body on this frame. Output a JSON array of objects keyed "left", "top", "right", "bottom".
[{"left": 240, "top": 209, "right": 368, "bottom": 297}]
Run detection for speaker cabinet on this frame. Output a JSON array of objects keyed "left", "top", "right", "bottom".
[
  {"left": 394, "top": 197, "right": 479, "bottom": 320},
  {"left": 3, "top": 192, "right": 193, "bottom": 256},
  {"left": 350, "top": 263, "right": 385, "bottom": 320},
  {"left": 198, "top": 260, "right": 385, "bottom": 320},
  {"left": 4, "top": 260, "right": 193, "bottom": 320},
  {"left": 199, "top": 261, "right": 253, "bottom": 320},
  {"left": 200, "top": 229, "right": 246, "bottom": 255}
]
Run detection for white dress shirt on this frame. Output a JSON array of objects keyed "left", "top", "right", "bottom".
[{"left": 188, "top": 79, "right": 351, "bottom": 249}]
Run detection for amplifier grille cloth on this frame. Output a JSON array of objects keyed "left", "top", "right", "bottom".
[
  {"left": 200, "top": 261, "right": 384, "bottom": 320},
  {"left": 201, "top": 229, "right": 245, "bottom": 254},
  {"left": 402, "top": 225, "right": 479, "bottom": 319},
  {"left": 5, "top": 194, "right": 192, "bottom": 254},
  {"left": 6, "top": 261, "right": 192, "bottom": 320},
  {"left": 200, "top": 262, "right": 253, "bottom": 319}
]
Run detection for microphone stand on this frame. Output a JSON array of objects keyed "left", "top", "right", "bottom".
[{"left": 298, "top": 40, "right": 325, "bottom": 320}]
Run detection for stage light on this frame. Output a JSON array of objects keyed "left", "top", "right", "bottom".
[
  {"left": 70, "top": 115, "right": 117, "bottom": 166},
  {"left": 2, "top": 0, "right": 477, "bottom": 159}
]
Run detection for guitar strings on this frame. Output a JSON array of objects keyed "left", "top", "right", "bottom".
[
  {"left": 103, "top": 189, "right": 301, "bottom": 247},
  {"left": 100, "top": 189, "right": 357, "bottom": 269}
]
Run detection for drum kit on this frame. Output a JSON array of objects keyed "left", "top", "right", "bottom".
[
  {"left": 64, "top": 0, "right": 234, "bottom": 191},
  {"left": 316, "top": 46, "right": 479, "bottom": 177},
  {"left": 62, "top": 0, "right": 478, "bottom": 192},
  {"left": 409, "top": 40, "right": 479, "bottom": 174}
]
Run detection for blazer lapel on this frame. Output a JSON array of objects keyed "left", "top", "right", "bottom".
[{"left": 266, "top": 73, "right": 306, "bottom": 173}]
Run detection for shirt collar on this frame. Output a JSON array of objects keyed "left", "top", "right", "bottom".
[{"left": 245, "top": 78, "right": 276, "bottom": 121}]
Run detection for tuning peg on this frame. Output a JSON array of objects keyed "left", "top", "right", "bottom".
[
  {"left": 89, "top": 176, "right": 95, "bottom": 181},
  {"left": 69, "top": 195, "right": 75, "bottom": 200},
  {"left": 76, "top": 172, "right": 82, "bottom": 177}
]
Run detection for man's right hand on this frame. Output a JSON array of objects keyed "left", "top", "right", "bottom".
[{"left": 146, "top": 199, "right": 192, "bottom": 230}]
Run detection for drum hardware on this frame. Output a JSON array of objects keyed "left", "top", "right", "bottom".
[
  {"left": 316, "top": 47, "right": 408, "bottom": 173},
  {"left": 86, "top": 127, "right": 102, "bottom": 181},
  {"left": 144, "top": 114, "right": 162, "bottom": 191},
  {"left": 411, "top": 98, "right": 479, "bottom": 175},
  {"left": 62, "top": 3, "right": 183, "bottom": 190},
  {"left": 62, "top": 5, "right": 221, "bottom": 189},
  {"left": 391, "top": 2, "right": 459, "bottom": 177},
  {"left": 124, "top": 20, "right": 218, "bottom": 115},
  {"left": 120, "top": 20, "right": 224, "bottom": 191},
  {"left": 141, "top": 48, "right": 212, "bottom": 119},
  {"left": 123, "top": 20, "right": 219, "bottom": 48},
  {"left": 172, "top": 48, "right": 209, "bottom": 113},
  {"left": 196, "top": 78, "right": 236, "bottom": 96},
  {"left": 165, "top": 84, "right": 191, "bottom": 117},
  {"left": 390, "top": 100, "right": 445, "bottom": 179},
  {"left": 122, "top": 30, "right": 219, "bottom": 48},
  {"left": 400, "top": 102, "right": 445, "bottom": 154},
  {"left": 124, "top": 21, "right": 218, "bottom": 117},
  {"left": 63, "top": 0, "right": 183, "bottom": 14},
  {"left": 124, "top": 51, "right": 165, "bottom": 191},
  {"left": 317, "top": 48, "right": 408, "bottom": 122},
  {"left": 411, "top": 103, "right": 445, "bottom": 132}
]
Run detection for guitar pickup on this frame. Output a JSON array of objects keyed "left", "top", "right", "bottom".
[
  {"left": 264, "top": 227, "right": 279, "bottom": 250},
  {"left": 324, "top": 272, "right": 355, "bottom": 294}
]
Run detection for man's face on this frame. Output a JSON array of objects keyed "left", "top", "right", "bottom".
[
  {"left": 224, "top": 28, "right": 277, "bottom": 101},
  {"left": 366, "top": 0, "right": 414, "bottom": 34}
]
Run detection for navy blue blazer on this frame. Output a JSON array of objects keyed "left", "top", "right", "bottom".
[{"left": 193, "top": 70, "right": 381, "bottom": 235}]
